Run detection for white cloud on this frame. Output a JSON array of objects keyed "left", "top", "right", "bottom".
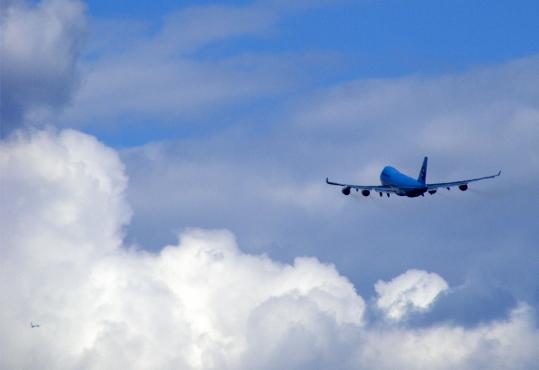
[
  {"left": 374, "top": 269, "right": 449, "bottom": 321},
  {"left": 157, "top": 4, "right": 277, "bottom": 53},
  {"left": 357, "top": 304, "right": 539, "bottom": 370},
  {"left": 1, "top": 129, "right": 538, "bottom": 370},
  {"left": 0, "top": 0, "right": 86, "bottom": 133},
  {"left": 0, "top": 129, "right": 364, "bottom": 369},
  {"left": 61, "top": 54, "right": 294, "bottom": 127},
  {"left": 58, "top": 3, "right": 308, "bottom": 128}
]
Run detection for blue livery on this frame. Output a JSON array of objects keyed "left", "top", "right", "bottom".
[{"left": 326, "top": 157, "right": 501, "bottom": 198}]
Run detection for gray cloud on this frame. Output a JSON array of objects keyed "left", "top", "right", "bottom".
[
  {"left": 0, "top": 0, "right": 86, "bottom": 135},
  {"left": 1, "top": 129, "right": 537, "bottom": 370}
]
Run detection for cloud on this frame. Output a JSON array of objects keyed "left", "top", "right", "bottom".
[
  {"left": 2, "top": 2, "right": 538, "bottom": 367},
  {"left": 0, "top": 0, "right": 86, "bottom": 135},
  {"left": 58, "top": 2, "right": 320, "bottom": 129},
  {"left": 1, "top": 128, "right": 538, "bottom": 369},
  {"left": 374, "top": 269, "right": 449, "bottom": 321},
  {"left": 61, "top": 53, "right": 295, "bottom": 128},
  {"left": 356, "top": 304, "right": 539, "bottom": 370},
  {"left": 157, "top": 4, "right": 277, "bottom": 53},
  {"left": 120, "top": 55, "right": 539, "bottom": 319},
  {"left": 0, "top": 129, "right": 364, "bottom": 369}
]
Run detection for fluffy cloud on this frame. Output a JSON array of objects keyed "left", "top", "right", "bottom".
[
  {"left": 0, "top": 129, "right": 364, "bottom": 369},
  {"left": 375, "top": 269, "right": 449, "bottom": 321},
  {"left": 356, "top": 304, "right": 539, "bottom": 370},
  {"left": 0, "top": 0, "right": 86, "bottom": 134},
  {"left": 1, "top": 129, "right": 538, "bottom": 370}
]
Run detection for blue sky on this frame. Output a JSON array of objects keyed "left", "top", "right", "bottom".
[
  {"left": 76, "top": 0, "right": 539, "bottom": 147},
  {"left": 1, "top": 1, "right": 539, "bottom": 369},
  {"left": 84, "top": 0, "right": 539, "bottom": 73}
]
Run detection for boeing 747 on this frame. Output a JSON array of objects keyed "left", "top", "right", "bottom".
[{"left": 326, "top": 157, "right": 500, "bottom": 198}]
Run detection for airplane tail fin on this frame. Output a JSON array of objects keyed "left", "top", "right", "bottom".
[{"left": 418, "top": 156, "right": 428, "bottom": 184}]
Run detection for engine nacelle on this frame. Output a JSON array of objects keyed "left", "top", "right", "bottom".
[
  {"left": 342, "top": 186, "right": 351, "bottom": 195},
  {"left": 458, "top": 184, "right": 468, "bottom": 191},
  {"left": 428, "top": 190, "right": 437, "bottom": 195},
  {"left": 361, "top": 189, "right": 370, "bottom": 197}
]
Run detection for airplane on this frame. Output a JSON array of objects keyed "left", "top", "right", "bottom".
[
  {"left": 30, "top": 321, "right": 40, "bottom": 328},
  {"left": 326, "top": 157, "right": 501, "bottom": 198}
]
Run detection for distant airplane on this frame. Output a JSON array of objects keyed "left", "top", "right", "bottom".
[
  {"left": 326, "top": 157, "right": 501, "bottom": 198},
  {"left": 30, "top": 321, "right": 40, "bottom": 328}
]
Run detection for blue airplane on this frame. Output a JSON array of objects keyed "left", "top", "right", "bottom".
[{"left": 326, "top": 157, "right": 501, "bottom": 198}]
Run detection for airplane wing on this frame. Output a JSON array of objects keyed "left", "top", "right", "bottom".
[
  {"left": 325, "top": 178, "right": 394, "bottom": 193},
  {"left": 427, "top": 171, "right": 501, "bottom": 190}
]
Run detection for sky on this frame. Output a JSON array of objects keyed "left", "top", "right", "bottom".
[{"left": 1, "top": 0, "right": 539, "bottom": 369}]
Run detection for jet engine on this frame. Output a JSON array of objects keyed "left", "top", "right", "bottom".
[
  {"left": 342, "top": 186, "right": 351, "bottom": 195},
  {"left": 361, "top": 189, "right": 370, "bottom": 197},
  {"left": 458, "top": 184, "right": 468, "bottom": 191},
  {"left": 428, "top": 190, "right": 437, "bottom": 195}
]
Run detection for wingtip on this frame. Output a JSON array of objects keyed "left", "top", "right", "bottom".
[
  {"left": 498, "top": 170, "right": 502, "bottom": 176},
  {"left": 325, "top": 177, "right": 329, "bottom": 184}
]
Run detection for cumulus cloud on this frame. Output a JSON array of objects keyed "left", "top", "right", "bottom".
[
  {"left": 0, "top": 129, "right": 364, "bottom": 369},
  {"left": 374, "top": 269, "right": 449, "bottom": 321},
  {"left": 0, "top": 0, "right": 86, "bottom": 134},
  {"left": 356, "top": 304, "right": 539, "bottom": 370},
  {"left": 1, "top": 129, "right": 538, "bottom": 369}
]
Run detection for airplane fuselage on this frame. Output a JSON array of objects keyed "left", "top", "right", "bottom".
[{"left": 380, "top": 166, "right": 427, "bottom": 197}]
